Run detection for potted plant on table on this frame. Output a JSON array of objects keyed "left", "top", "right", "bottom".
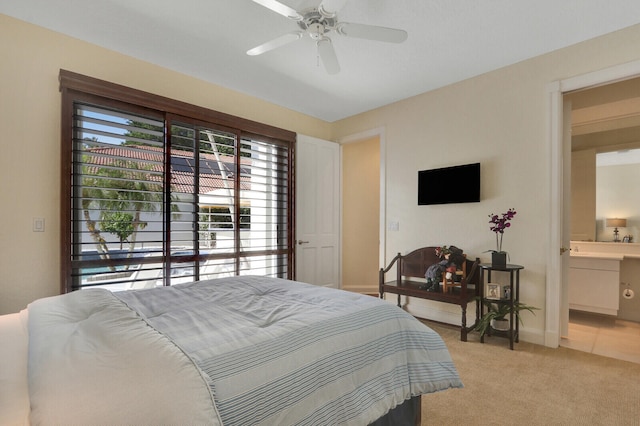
[
  {"left": 475, "top": 298, "right": 538, "bottom": 337},
  {"left": 487, "top": 208, "right": 517, "bottom": 267}
]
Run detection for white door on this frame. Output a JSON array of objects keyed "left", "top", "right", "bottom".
[{"left": 296, "top": 135, "right": 340, "bottom": 288}]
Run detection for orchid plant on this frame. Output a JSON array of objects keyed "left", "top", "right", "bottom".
[{"left": 488, "top": 208, "right": 517, "bottom": 253}]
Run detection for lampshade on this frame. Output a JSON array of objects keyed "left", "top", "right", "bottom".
[{"left": 606, "top": 218, "right": 627, "bottom": 228}]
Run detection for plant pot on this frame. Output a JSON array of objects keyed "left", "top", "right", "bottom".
[
  {"left": 491, "top": 251, "right": 507, "bottom": 268},
  {"left": 491, "top": 318, "right": 510, "bottom": 331}
]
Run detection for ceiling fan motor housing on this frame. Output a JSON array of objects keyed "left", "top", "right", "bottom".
[{"left": 298, "top": 9, "right": 336, "bottom": 40}]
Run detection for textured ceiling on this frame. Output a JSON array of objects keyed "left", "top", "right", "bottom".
[{"left": 2, "top": 0, "right": 640, "bottom": 122}]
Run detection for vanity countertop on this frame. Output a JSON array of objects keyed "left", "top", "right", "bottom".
[
  {"left": 570, "top": 240, "right": 640, "bottom": 260},
  {"left": 570, "top": 252, "right": 624, "bottom": 260}
]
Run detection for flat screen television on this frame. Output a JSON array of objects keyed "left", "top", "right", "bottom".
[{"left": 418, "top": 162, "right": 481, "bottom": 205}]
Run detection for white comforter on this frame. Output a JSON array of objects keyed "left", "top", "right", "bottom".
[
  {"left": 27, "top": 288, "right": 221, "bottom": 425},
  {"left": 15, "top": 276, "right": 462, "bottom": 425}
]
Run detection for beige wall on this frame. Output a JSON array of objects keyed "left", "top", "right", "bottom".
[
  {"left": 334, "top": 24, "right": 640, "bottom": 343},
  {"left": 0, "top": 14, "right": 332, "bottom": 314},
  {"left": 341, "top": 137, "right": 380, "bottom": 293},
  {"left": 571, "top": 149, "right": 597, "bottom": 241}
]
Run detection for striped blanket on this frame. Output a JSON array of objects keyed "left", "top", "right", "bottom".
[{"left": 116, "top": 276, "right": 463, "bottom": 425}]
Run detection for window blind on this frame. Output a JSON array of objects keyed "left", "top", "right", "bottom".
[{"left": 65, "top": 88, "right": 293, "bottom": 292}]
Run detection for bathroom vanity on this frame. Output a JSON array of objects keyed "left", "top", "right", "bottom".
[{"left": 569, "top": 242, "right": 640, "bottom": 316}]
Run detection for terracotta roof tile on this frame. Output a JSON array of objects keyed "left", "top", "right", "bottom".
[{"left": 81, "top": 144, "right": 250, "bottom": 194}]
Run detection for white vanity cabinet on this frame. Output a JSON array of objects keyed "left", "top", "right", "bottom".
[{"left": 569, "top": 256, "right": 620, "bottom": 315}]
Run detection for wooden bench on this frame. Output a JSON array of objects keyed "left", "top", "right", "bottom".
[{"left": 379, "top": 246, "right": 480, "bottom": 341}]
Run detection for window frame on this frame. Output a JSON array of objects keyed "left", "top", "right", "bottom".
[{"left": 59, "top": 70, "right": 296, "bottom": 293}]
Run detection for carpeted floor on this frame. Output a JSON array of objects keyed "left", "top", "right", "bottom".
[{"left": 421, "top": 320, "right": 640, "bottom": 425}]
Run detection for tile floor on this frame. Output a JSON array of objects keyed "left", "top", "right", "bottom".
[{"left": 561, "top": 310, "right": 640, "bottom": 364}]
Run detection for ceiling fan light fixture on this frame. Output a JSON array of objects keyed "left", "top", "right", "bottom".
[{"left": 308, "top": 22, "right": 327, "bottom": 41}]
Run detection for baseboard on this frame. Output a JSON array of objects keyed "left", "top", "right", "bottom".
[
  {"left": 544, "top": 329, "right": 561, "bottom": 348},
  {"left": 344, "top": 285, "right": 379, "bottom": 295},
  {"left": 404, "top": 304, "right": 465, "bottom": 326},
  {"left": 383, "top": 294, "right": 478, "bottom": 328},
  {"left": 520, "top": 327, "right": 545, "bottom": 346},
  {"left": 381, "top": 294, "right": 547, "bottom": 346}
]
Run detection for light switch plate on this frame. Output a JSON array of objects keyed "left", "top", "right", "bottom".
[{"left": 33, "top": 217, "right": 45, "bottom": 232}]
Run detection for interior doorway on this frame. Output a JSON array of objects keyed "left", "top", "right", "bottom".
[
  {"left": 561, "top": 76, "right": 640, "bottom": 364},
  {"left": 547, "top": 58, "right": 640, "bottom": 350},
  {"left": 341, "top": 135, "right": 381, "bottom": 294},
  {"left": 339, "top": 128, "right": 386, "bottom": 295}
]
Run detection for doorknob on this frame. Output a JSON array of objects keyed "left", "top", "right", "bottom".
[
  {"left": 297, "top": 240, "right": 310, "bottom": 245},
  {"left": 560, "top": 246, "right": 570, "bottom": 255}
]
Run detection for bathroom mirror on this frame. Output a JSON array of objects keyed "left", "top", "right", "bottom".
[{"left": 596, "top": 149, "right": 640, "bottom": 242}]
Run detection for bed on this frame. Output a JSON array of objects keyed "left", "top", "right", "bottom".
[{"left": 1, "top": 276, "right": 463, "bottom": 425}]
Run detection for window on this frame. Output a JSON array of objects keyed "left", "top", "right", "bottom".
[{"left": 60, "top": 71, "right": 295, "bottom": 292}]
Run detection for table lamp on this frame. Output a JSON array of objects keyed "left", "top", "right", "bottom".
[{"left": 606, "top": 218, "right": 626, "bottom": 242}]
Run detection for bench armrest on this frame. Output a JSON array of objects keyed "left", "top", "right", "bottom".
[{"left": 379, "top": 253, "right": 402, "bottom": 290}]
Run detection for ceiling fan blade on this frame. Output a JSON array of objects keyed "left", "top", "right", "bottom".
[
  {"left": 247, "top": 31, "right": 303, "bottom": 56},
  {"left": 252, "top": 0, "right": 303, "bottom": 21},
  {"left": 336, "top": 22, "right": 408, "bottom": 43},
  {"left": 317, "top": 38, "right": 340, "bottom": 74},
  {"left": 318, "top": 0, "right": 348, "bottom": 18}
]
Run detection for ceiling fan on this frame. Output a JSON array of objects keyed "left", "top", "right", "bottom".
[{"left": 247, "top": 0, "right": 408, "bottom": 74}]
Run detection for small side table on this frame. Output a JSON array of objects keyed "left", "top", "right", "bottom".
[{"left": 478, "top": 263, "right": 524, "bottom": 350}]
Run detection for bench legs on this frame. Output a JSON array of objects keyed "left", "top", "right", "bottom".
[
  {"left": 378, "top": 291, "right": 402, "bottom": 308},
  {"left": 460, "top": 305, "right": 468, "bottom": 342},
  {"left": 382, "top": 291, "right": 473, "bottom": 342}
]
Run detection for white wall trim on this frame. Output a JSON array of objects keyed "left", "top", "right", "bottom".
[
  {"left": 546, "top": 81, "right": 563, "bottom": 348},
  {"left": 547, "top": 59, "right": 640, "bottom": 348}
]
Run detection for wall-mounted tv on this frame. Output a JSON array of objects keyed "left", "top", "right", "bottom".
[{"left": 418, "top": 162, "right": 481, "bottom": 205}]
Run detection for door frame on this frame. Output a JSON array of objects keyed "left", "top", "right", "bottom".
[{"left": 547, "top": 59, "right": 640, "bottom": 347}]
